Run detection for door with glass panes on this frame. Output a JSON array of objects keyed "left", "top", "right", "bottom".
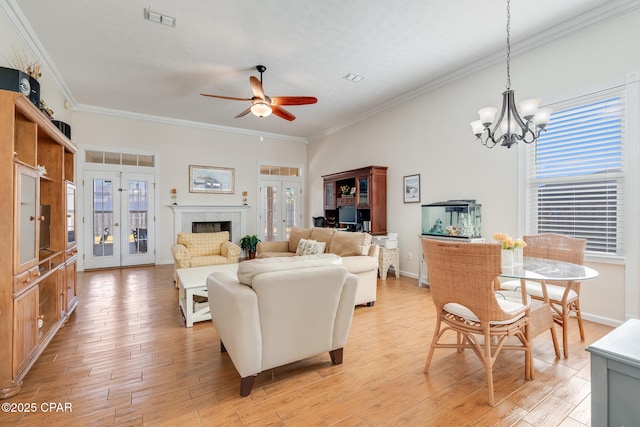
[
  {"left": 259, "top": 180, "right": 302, "bottom": 242},
  {"left": 84, "top": 171, "right": 155, "bottom": 269}
]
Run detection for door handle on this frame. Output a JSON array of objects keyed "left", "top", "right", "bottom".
[{"left": 114, "top": 223, "right": 119, "bottom": 227}]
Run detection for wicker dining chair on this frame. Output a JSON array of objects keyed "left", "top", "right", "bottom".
[
  {"left": 422, "top": 238, "right": 531, "bottom": 406},
  {"left": 499, "top": 233, "right": 586, "bottom": 358},
  {"left": 494, "top": 279, "right": 561, "bottom": 363}
]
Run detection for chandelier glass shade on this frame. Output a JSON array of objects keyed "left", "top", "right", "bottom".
[
  {"left": 251, "top": 101, "right": 272, "bottom": 117},
  {"left": 471, "top": 0, "right": 552, "bottom": 148}
]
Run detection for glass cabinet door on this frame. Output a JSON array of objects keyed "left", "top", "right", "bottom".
[
  {"left": 324, "top": 181, "right": 336, "bottom": 209},
  {"left": 15, "top": 164, "right": 40, "bottom": 273},
  {"left": 357, "top": 176, "right": 369, "bottom": 207},
  {"left": 66, "top": 182, "right": 76, "bottom": 250}
]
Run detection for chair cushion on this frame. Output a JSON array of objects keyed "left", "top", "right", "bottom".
[
  {"left": 177, "top": 231, "right": 229, "bottom": 257},
  {"left": 329, "top": 232, "right": 372, "bottom": 257},
  {"left": 495, "top": 290, "right": 531, "bottom": 305},
  {"left": 237, "top": 254, "right": 342, "bottom": 286},
  {"left": 500, "top": 279, "right": 578, "bottom": 302},
  {"left": 258, "top": 252, "right": 296, "bottom": 259},
  {"left": 443, "top": 298, "right": 527, "bottom": 325},
  {"left": 189, "top": 255, "right": 230, "bottom": 267}
]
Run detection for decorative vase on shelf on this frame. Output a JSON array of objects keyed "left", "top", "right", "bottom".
[{"left": 501, "top": 249, "right": 514, "bottom": 268}]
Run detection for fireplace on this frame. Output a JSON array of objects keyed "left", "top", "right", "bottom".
[
  {"left": 192, "top": 220, "right": 232, "bottom": 237},
  {"left": 170, "top": 205, "right": 249, "bottom": 245}
]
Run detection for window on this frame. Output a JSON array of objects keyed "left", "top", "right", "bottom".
[
  {"left": 525, "top": 87, "right": 626, "bottom": 256},
  {"left": 86, "top": 150, "right": 155, "bottom": 167}
]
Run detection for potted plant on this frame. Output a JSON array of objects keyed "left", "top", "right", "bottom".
[{"left": 239, "top": 234, "right": 261, "bottom": 259}]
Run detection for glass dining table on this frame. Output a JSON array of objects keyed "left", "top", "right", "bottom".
[
  {"left": 499, "top": 256, "right": 599, "bottom": 283},
  {"left": 499, "top": 256, "right": 599, "bottom": 358}
]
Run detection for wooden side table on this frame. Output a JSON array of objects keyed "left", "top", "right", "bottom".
[{"left": 378, "top": 247, "right": 399, "bottom": 280}]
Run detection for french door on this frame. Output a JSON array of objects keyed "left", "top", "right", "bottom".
[
  {"left": 83, "top": 170, "right": 155, "bottom": 269},
  {"left": 259, "top": 180, "right": 302, "bottom": 242}
]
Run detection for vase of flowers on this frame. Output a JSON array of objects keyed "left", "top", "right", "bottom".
[{"left": 493, "top": 232, "right": 526, "bottom": 268}]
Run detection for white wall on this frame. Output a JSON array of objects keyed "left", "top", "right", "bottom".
[
  {"left": 73, "top": 111, "right": 307, "bottom": 266},
  {"left": 308, "top": 9, "right": 640, "bottom": 325}
]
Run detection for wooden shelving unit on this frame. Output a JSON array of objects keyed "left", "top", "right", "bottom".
[
  {"left": 0, "top": 89, "right": 77, "bottom": 399},
  {"left": 321, "top": 166, "right": 387, "bottom": 235}
]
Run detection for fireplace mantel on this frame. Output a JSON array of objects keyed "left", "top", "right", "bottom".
[{"left": 169, "top": 205, "right": 249, "bottom": 243}]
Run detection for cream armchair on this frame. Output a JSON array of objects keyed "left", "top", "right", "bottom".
[
  {"left": 206, "top": 255, "right": 357, "bottom": 396},
  {"left": 171, "top": 231, "right": 241, "bottom": 285}
]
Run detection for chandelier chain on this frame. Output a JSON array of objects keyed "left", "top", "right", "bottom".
[
  {"left": 506, "top": 0, "right": 511, "bottom": 90},
  {"left": 470, "top": 0, "right": 551, "bottom": 148}
]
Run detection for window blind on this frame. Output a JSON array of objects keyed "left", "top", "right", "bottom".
[{"left": 525, "top": 87, "right": 626, "bottom": 255}]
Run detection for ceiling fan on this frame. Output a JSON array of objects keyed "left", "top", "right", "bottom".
[{"left": 200, "top": 65, "right": 317, "bottom": 121}]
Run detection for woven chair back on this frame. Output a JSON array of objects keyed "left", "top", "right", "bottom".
[
  {"left": 523, "top": 233, "right": 586, "bottom": 265},
  {"left": 422, "top": 238, "right": 514, "bottom": 323}
]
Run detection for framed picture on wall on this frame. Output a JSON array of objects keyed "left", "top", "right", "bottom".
[
  {"left": 403, "top": 174, "right": 420, "bottom": 203},
  {"left": 189, "top": 165, "right": 235, "bottom": 194}
]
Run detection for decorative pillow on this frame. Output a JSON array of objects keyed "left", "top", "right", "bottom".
[
  {"left": 295, "top": 238, "right": 310, "bottom": 255},
  {"left": 303, "top": 241, "right": 326, "bottom": 255},
  {"left": 236, "top": 254, "right": 343, "bottom": 286},
  {"left": 360, "top": 233, "right": 372, "bottom": 256},
  {"left": 295, "top": 239, "right": 327, "bottom": 256}
]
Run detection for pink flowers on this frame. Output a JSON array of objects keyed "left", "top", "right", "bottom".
[{"left": 493, "top": 232, "right": 527, "bottom": 250}]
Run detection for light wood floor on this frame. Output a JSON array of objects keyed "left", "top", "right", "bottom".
[{"left": 4, "top": 265, "right": 613, "bottom": 426}]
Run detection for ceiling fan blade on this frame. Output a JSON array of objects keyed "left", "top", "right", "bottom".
[
  {"left": 271, "top": 96, "right": 318, "bottom": 106},
  {"left": 250, "top": 76, "right": 265, "bottom": 99},
  {"left": 201, "top": 93, "right": 252, "bottom": 102},
  {"left": 271, "top": 105, "right": 296, "bottom": 121},
  {"left": 235, "top": 107, "right": 252, "bottom": 118}
]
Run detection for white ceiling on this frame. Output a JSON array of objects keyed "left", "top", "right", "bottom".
[{"left": 6, "top": 0, "right": 638, "bottom": 141}]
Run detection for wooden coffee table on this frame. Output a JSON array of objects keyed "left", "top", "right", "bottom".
[{"left": 176, "top": 263, "right": 239, "bottom": 327}]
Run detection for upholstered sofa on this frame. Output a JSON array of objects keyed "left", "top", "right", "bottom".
[
  {"left": 206, "top": 254, "right": 357, "bottom": 396},
  {"left": 171, "top": 231, "right": 241, "bottom": 285},
  {"left": 256, "top": 227, "right": 379, "bottom": 306}
]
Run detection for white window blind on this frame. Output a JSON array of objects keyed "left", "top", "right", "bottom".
[{"left": 525, "top": 87, "right": 626, "bottom": 255}]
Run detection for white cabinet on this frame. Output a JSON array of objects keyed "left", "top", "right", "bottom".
[{"left": 587, "top": 319, "right": 640, "bottom": 427}]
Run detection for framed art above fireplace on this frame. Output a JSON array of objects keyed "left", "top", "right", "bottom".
[{"left": 189, "top": 165, "right": 235, "bottom": 194}]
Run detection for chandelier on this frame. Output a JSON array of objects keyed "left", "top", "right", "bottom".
[{"left": 470, "top": 0, "right": 552, "bottom": 148}]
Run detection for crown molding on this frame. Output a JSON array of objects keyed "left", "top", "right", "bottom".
[
  {"left": 307, "top": 0, "right": 640, "bottom": 141},
  {"left": 76, "top": 104, "right": 308, "bottom": 144}
]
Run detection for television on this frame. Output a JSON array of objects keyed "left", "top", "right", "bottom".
[
  {"left": 39, "top": 204, "right": 51, "bottom": 250},
  {"left": 338, "top": 205, "right": 357, "bottom": 225}
]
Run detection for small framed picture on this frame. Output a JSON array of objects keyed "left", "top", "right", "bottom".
[
  {"left": 189, "top": 165, "right": 235, "bottom": 194},
  {"left": 403, "top": 174, "right": 420, "bottom": 203}
]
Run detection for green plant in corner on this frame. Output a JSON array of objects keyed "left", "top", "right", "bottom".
[{"left": 239, "top": 234, "right": 261, "bottom": 259}]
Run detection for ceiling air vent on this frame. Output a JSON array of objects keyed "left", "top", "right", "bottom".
[{"left": 343, "top": 73, "right": 364, "bottom": 82}]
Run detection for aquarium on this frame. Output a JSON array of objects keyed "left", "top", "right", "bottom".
[{"left": 421, "top": 200, "right": 482, "bottom": 238}]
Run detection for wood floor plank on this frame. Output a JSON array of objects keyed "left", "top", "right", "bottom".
[{"left": 2, "top": 265, "right": 613, "bottom": 426}]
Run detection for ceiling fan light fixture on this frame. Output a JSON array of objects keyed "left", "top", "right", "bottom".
[{"left": 251, "top": 102, "right": 272, "bottom": 118}]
